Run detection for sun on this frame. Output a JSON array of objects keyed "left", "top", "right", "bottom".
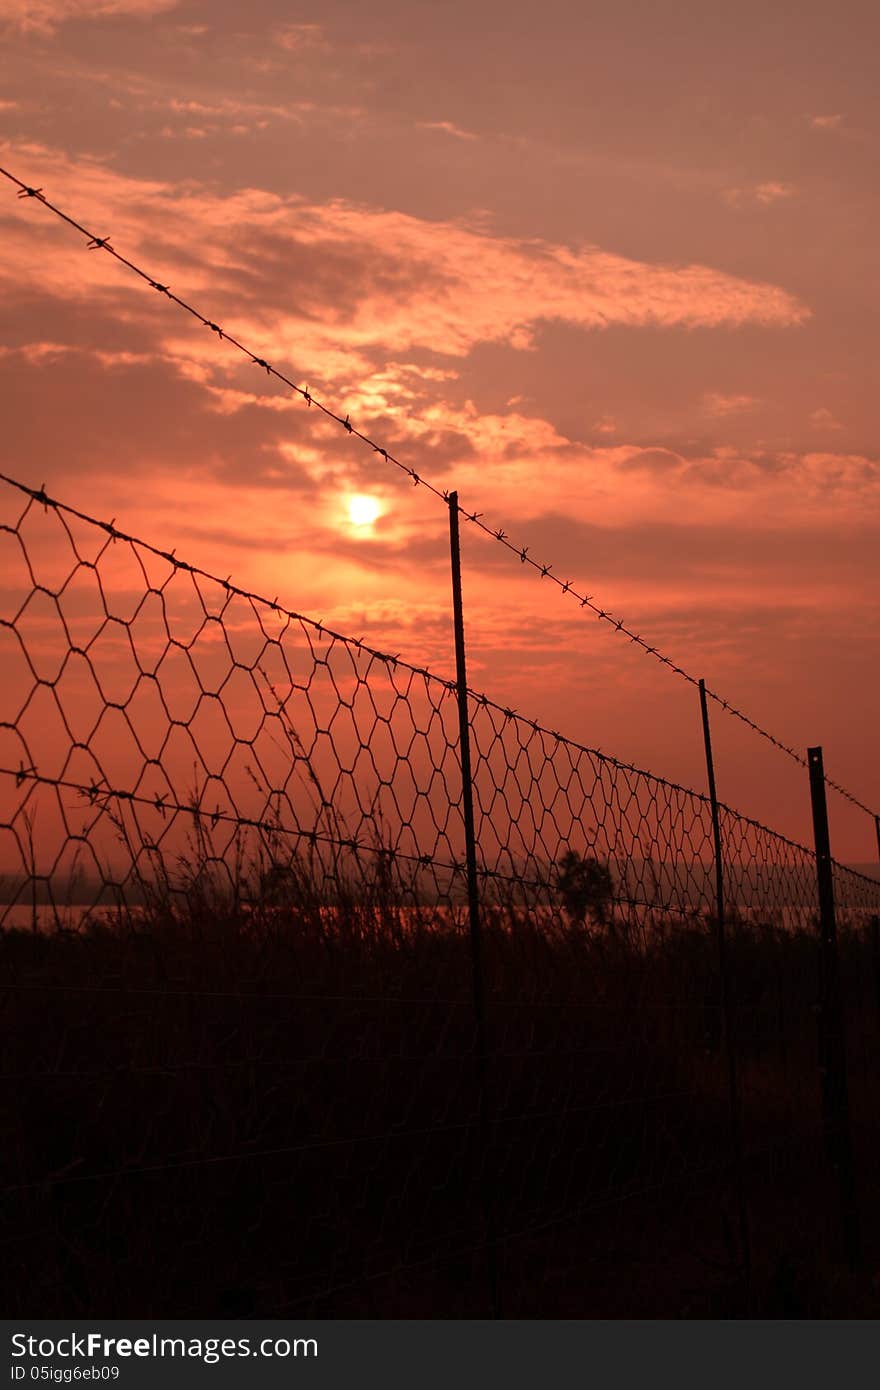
[{"left": 347, "top": 494, "right": 382, "bottom": 527}]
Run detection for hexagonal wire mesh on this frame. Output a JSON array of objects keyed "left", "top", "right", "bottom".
[
  {"left": 3, "top": 471, "right": 880, "bottom": 1316},
  {"left": 0, "top": 483, "right": 471, "bottom": 928},
  {"left": 4, "top": 476, "right": 879, "bottom": 934}
]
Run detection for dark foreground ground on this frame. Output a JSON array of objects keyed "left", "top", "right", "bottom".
[{"left": 3, "top": 904, "right": 880, "bottom": 1317}]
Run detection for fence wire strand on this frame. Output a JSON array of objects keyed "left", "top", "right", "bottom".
[
  {"left": 2, "top": 469, "right": 880, "bottom": 1315},
  {"left": 1, "top": 162, "right": 875, "bottom": 823},
  {"left": 5, "top": 472, "right": 874, "bottom": 938},
  {"left": 3, "top": 159, "right": 880, "bottom": 1314}
]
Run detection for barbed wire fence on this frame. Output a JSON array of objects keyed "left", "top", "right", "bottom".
[
  {"left": 2, "top": 471, "right": 880, "bottom": 1315},
  {"left": 2, "top": 153, "right": 880, "bottom": 1316},
  {"left": 1, "top": 160, "right": 877, "bottom": 827}
]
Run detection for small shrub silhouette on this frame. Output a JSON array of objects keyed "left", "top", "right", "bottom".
[{"left": 555, "top": 850, "right": 613, "bottom": 927}]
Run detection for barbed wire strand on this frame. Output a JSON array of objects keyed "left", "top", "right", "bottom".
[
  {"left": 4, "top": 753, "right": 877, "bottom": 895},
  {"left": 0, "top": 469, "right": 734, "bottom": 800},
  {"left": 3, "top": 469, "right": 878, "bottom": 902},
  {"left": 0, "top": 163, "right": 875, "bottom": 823},
  {"left": 0, "top": 762, "right": 739, "bottom": 920}
]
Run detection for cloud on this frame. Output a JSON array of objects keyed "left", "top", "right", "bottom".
[
  {"left": 0, "top": 143, "right": 859, "bottom": 555},
  {"left": 408, "top": 399, "right": 573, "bottom": 463},
  {"left": 419, "top": 120, "right": 479, "bottom": 142},
  {"left": 0, "top": 0, "right": 179, "bottom": 34},
  {"left": 273, "top": 22, "right": 325, "bottom": 53},
  {"left": 0, "top": 334, "right": 324, "bottom": 556},
  {"left": 615, "top": 447, "right": 683, "bottom": 476},
  {"left": 809, "top": 406, "right": 844, "bottom": 431},
  {"left": 0, "top": 339, "right": 152, "bottom": 368},
  {"left": 4, "top": 145, "right": 858, "bottom": 658},
  {"left": 406, "top": 419, "right": 880, "bottom": 534},
  {"left": 809, "top": 114, "right": 844, "bottom": 130},
  {"left": 703, "top": 391, "right": 759, "bottom": 416},
  {"left": 1, "top": 311, "right": 876, "bottom": 844},
  {"left": 158, "top": 124, "right": 208, "bottom": 139},
  {"left": 754, "top": 182, "right": 794, "bottom": 205},
  {"left": 593, "top": 415, "right": 617, "bottom": 436},
  {"left": 0, "top": 143, "right": 810, "bottom": 420},
  {"left": 722, "top": 182, "right": 795, "bottom": 209},
  {"left": 100, "top": 85, "right": 362, "bottom": 141}
]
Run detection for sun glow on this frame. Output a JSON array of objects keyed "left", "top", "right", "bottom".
[{"left": 347, "top": 494, "right": 382, "bottom": 527}]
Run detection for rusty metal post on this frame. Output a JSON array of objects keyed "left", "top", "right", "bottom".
[
  {"left": 698, "top": 679, "right": 750, "bottom": 1281},
  {"left": 808, "top": 745, "right": 860, "bottom": 1269},
  {"left": 871, "top": 818, "right": 880, "bottom": 1065},
  {"left": 448, "top": 489, "right": 499, "bottom": 1316},
  {"left": 871, "top": 917, "right": 880, "bottom": 1028}
]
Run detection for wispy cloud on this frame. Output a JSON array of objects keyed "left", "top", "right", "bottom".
[
  {"left": 0, "top": 145, "right": 810, "bottom": 402},
  {"left": 273, "top": 22, "right": 326, "bottom": 54},
  {"left": 809, "top": 406, "right": 844, "bottom": 431},
  {"left": 703, "top": 391, "right": 759, "bottom": 416},
  {"left": 0, "top": 0, "right": 179, "bottom": 35},
  {"left": 419, "top": 120, "right": 479, "bottom": 142},
  {"left": 754, "top": 182, "right": 795, "bottom": 205},
  {"left": 809, "top": 113, "right": 844, "bottom": 130},
  {"left": 593, "top": 415, "right": 617, "bottom": 436},
  {"left": 722, "top": 181, "right": 795, "bottom": 209}
]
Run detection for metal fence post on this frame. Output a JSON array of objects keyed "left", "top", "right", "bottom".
[
  {"left": 698, "top": 679, "right": 750, "bottom": 1281},
  {"left": 447, "top": 489, "right": 499, "bottom": 1316},
  {"left": 807, "top": 745, "right": 861, "bottom": 1269},
  {"left": 869, "top": 814, "right": 880, "bottom": 1023},
  {"left": 871, "top": 916, "right": 880, "bottom": 1029}
]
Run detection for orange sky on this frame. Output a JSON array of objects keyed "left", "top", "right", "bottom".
[{"left": 0, "top": 0, "right": 878, "bottom": 861}]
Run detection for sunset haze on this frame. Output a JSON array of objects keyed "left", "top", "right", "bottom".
[{"left": 1, "top": 0, "right": 878, "bottom": 858}]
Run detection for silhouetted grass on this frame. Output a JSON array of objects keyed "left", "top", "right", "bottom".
[{"left": 3, "top": 855, "right": 880, "bottom": 1317}]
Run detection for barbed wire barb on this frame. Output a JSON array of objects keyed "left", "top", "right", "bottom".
[{"left": 0, "top": 161, "right": 875, "bottom": 821}]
